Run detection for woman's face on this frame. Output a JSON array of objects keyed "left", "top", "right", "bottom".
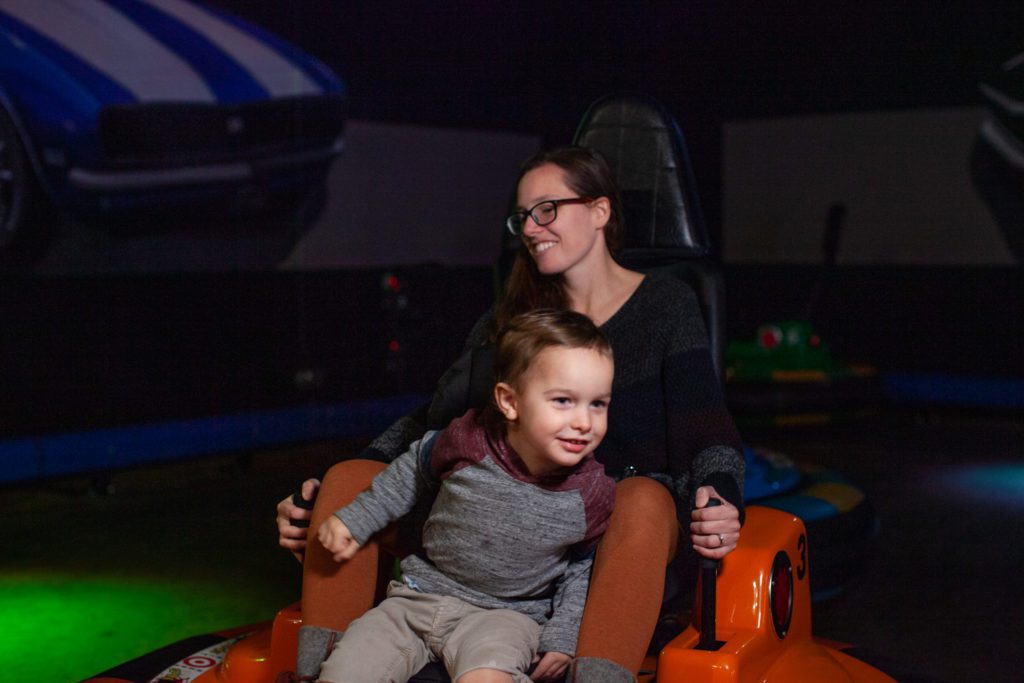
[{"left": 515, "top": 163, "right": 610, "bottom": 276}]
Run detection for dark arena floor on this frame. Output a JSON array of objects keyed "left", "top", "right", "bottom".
[{"left": 3, "top": 407, "right": 1022, "bottom": 683}]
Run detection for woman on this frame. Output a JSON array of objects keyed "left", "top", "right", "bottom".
[{"left": 278, "top": 146, "right": 744, "bottom": 682}]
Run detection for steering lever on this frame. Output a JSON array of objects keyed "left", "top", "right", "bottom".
[{"left": 696, "top": 497, "right": 725, "bottom": 651}]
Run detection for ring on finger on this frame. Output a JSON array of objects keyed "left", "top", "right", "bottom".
[{"left": 718, "top": 533, "right": 726, "bottom": 546}]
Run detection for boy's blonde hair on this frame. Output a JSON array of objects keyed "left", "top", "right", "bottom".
[{"left": 494, "top": 309, "right": 613, "bottom": 390}]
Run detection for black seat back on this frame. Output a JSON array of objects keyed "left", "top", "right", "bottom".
[{"left": 573, "top": 93, "right": 725, "bottom": 377}]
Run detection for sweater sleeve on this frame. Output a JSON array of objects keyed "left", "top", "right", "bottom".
[
  {"left": 539, "top": 469, "right": 614, "bottom": 655},
  {"left": 357, "top": 310, "right": 493, "bottom": 463},
  {"left": 335, "top": 433, "right": 438, "bottom": 545},
  {"left": 357, "top": 401, "right": 431, "bottom": 464},
  {"left": 537, "top": 551, "right": 593, "bottom": 656},
  {"left": 663, "top": 286, "right": 746, "bottom": 521}
]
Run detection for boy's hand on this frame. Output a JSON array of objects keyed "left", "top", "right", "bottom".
[
  {"left": 530, "top": 651, "right": 571, "bottom": 681},
  {"left": 317, "top": 516, "right": 360, "bottom": 563},
  {"left": 689, "top": 485, "right": 741, "bottom": 560}
]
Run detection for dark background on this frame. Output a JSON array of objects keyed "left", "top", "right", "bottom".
[
  {"left": 2, "top": 5, "right": 1023, "bottom": 681},
  {"left": 2, "top": 1, "right": 1022, "bottom": 441},
  {"left": 206, "top": 0, "right": 1023, "bottom": 238}
]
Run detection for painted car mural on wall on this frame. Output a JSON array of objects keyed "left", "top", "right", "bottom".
[{"left": 0, "top": 0, "right": 346, "bottom": 259}]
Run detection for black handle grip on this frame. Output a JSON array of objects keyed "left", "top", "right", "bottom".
[
  {"left": 290, "top": 489, "right": 315, "bottom": 528},
  {"left": 699, "top": 497, "right": 722, "bottom": 569},
  {"left": 697, "top": 497, "right": 723, "bottom": 651},
  {"left": 292, "top": 490, "right": 315, "bottom": 510}
]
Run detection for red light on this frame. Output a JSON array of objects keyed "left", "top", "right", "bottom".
[
  {"left": 385, "top": 274, "right": 401, "bottom": 293},
  {"left": 770, "top": 551, "right": 793, "bottom": 639},
  {"left": 760, "top": 327, "right": 782, "bottom": 349},
  {"left": 772, "top": 565, "right": 790, "bottom": 625},
  {"left": 388, "top": 340, "right": 400, "bottom": 352},
  {"left": 809, "top": 334, "right": 821, "bottom": 347}
]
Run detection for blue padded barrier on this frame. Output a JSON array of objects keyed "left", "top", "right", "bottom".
[{"left": 0, "top": 394, "right": 427, "bottom": 485}]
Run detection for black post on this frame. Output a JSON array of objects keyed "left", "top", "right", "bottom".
[{"left": 697, "top": 498, "right": 723, "bottom": 651}]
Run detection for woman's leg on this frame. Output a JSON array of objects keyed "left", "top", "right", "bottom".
[
  {"left": 574, "top": 477, "right": 679, "bottom": 679},
  {"left": 301, "top": 458, "right": 391, "bottom": 629}
]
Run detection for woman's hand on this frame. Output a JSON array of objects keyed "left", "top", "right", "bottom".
[
  {"left": 317, "top": 516, "right": 361, "bottom": 563},
  {"left": 276, "top": 478, "right": 320, "bottom": 563},
  {"left": 689, "top": 485, "right": 741, "bottom": 559},
  {"left": 530, "top": 652, "right": 572, "bottom": 681}
]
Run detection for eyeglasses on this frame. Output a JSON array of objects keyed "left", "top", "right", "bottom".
[{"left": 505, "top": 196, "right": 596, "bottom": 236}]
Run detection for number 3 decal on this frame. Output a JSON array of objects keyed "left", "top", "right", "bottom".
[{"left": 796, "top": 533, "right": 807, "bottom": 580}]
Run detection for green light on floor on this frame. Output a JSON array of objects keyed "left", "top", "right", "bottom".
[{"left": 0, "top": 571, "right": 287, "bottom": 683}]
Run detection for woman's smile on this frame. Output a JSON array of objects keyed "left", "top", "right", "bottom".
[{"left": 531, "top": 240, "right": 557, "bottom": 255}]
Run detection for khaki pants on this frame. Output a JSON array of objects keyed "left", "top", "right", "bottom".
[{"left": 318, "top": 581, "right": 540, "bottom": 683}]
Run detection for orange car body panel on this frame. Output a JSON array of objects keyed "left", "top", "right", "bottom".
[
  {"left": 195, "top": 604, "right": 300, "bottom": 682},
  {"left": 195, "top": 507, "right": 894, "bottom": 683},
  {"left": 656, "top": 506, "right": 894, "bottom": 683}
]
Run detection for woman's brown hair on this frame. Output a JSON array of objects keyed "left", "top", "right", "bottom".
[{"left": 493, "top": 146, "right": 624, "bottom": 336}]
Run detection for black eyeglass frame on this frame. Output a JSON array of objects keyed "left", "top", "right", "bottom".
[{"left": 505, "top": 196, "right": 597, "bottom": 236}]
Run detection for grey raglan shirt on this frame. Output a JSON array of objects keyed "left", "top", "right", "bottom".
[{"left": 335, "top": 410, "right": 616, "bottom": 656}]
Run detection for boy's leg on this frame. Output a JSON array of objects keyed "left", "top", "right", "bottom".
[
  {"left": 456, "top": 670, "right": 514, "bottom": 683},
  {"left": 572, "top": 477, "right": 679, "bottom": 681},
  {"left": 441, "top": 607, "right": 539, "bottom": 683},
  {"left": 317, "top": 583, "right": 433, "bottom": 683}
]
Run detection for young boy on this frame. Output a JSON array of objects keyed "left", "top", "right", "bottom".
[{"left": 315, "top": 309, "right": 617, "bottom": 683}]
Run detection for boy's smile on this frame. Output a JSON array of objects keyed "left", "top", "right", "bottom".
[{"left": 495, "top": 345, "right": 613, "bottom": 476}]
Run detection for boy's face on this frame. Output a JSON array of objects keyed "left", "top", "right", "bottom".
[{"left": 495, "top": 345, "right": 613, "bottom": 476}]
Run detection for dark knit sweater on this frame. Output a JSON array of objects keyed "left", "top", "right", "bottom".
[{"left": 360, "top": 274, "right": 745, "bottom": 519}]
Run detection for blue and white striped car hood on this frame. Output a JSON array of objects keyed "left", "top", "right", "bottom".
[{"left": 0, "top": 0, "right": 340, "bottom": 104}]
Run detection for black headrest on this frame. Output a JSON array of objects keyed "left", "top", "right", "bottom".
[{"left": 573, "top": 93, "right": 711, "bottom": 261}]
